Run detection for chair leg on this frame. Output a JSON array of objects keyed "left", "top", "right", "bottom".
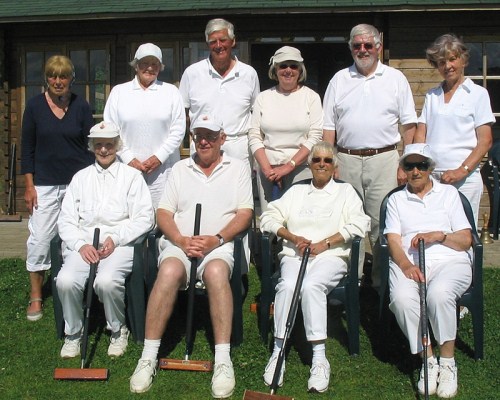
[
  {"left": 470, "top": 302, "right": 484, "bottom": 361},
  {"left": 345, "top": 284, "right": 360, "bottom": 356},
  {"left": 50, "top": 236, "right": 64, "bottom": 340},
  {"left": 126, "top": 240, "right": 146, "bottom": 344}
]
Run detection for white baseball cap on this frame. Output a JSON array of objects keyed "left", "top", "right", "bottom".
[
  {"left": 190, "top": 114, "right": 224, "bottom": 133},
  {"left": 399, "top": 143, "right": 434, "bottom": 165},
  {"left": 89, "top": 121, "right": 120, "bottom": 138},
  {"left": 133, "top": 43, "right": 162, "bottom": 63}
]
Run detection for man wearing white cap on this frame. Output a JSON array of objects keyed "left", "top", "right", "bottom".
[
  {"left": 179, "top": 18, "right": 259, "bottom": 169},
  {"left": 130, "top": 114, "right": 253, "bottom": 398},
  {"left": 323, "top": 24, "right": 418, "bottom": 286},
  {"left": 384, "top": 143, "right": 472, "bottom": 398},
  {"left": 104, "top": 42, "right": 185, "bottom": 207},
  {"left": 56, "top": 121, "right": 154, "bottom": 359}
]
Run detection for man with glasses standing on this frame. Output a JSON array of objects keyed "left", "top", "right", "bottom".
[
  {"left": 130, "top": 114, "right": 253, "bottom": 398},
  {"left": 179, "top": 18, "right": 260, "bottom": 170},
  {"left": 323, "top": 24, "right": 417, "bottom": 287}
]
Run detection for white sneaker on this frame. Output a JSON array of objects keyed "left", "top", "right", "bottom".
[
  {"left": 108, "top": 325, "right": 130, "bottom": 357},
  {"left": 308, "top": 359, "right": 330, "bottom": 393},
  {"left": 263, "top": 354, "right": 285, "bottom": 387},
  {"left": 417, "top": 359, "right": 439, "bottom": 395},
  {"left": 130, "top": 359, "right": 157, "bottom": 393},
  {"left": 211, "top": 362, "right": 235, "bottom": 399},
  {"left": 60, "top": 336, "right": 81, "bottom": 359},
  {"left": 437, "top": 363, "right": 458, "bottom": 398}
]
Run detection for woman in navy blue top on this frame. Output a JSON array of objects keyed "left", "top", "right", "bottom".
[{"left": 21, "top": 55, "right": 94, "bottom": 322}]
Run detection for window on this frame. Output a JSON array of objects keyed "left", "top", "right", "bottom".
[
  {"left": 465, "top": 42, "right": 500, "bottom": 134},
  {"left": 23, "top": 45, "right": 109, "bottom": 120}
]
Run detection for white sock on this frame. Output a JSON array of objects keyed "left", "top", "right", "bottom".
[
  {"left": 439, "top": 356, "right": 455, "bottom": 367},
  {"left": 312, "top": 343, "right": 327, "bottom": 364},
  {"left": 141, "top": 339, "right": 161, "bottom": 361},
  {"left": 214, "top": 343, "right": 231, "bottom": 364},
  {"left": 272, "top": 338, "right": 284, "bottom": 358}
]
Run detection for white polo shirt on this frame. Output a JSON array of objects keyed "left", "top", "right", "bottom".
[
  {"left": 158, "top": 152, "right": 253, "bottom": 236},
  {"left": 58, "top": 161, "right": 154, "bottom": 252},
  {"left": 384, "top": 177, "right": 471, "bottom": 262},
  {"left": 179, "top": 57, "right": 260, "bottom": 138},
  {"left": 104, "top": 76, "right": 186, "bottom": 166},
  {"left": 418, "top": 78, "right": 495, "bottom": 171},
  {"left": 260, "top": 179, "right": 370, "bottom": 259},
  {"left": 323, "top": 61, "right": 417, "bottom": 149}
]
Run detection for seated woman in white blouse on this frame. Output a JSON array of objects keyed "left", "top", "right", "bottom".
[{"left": 259, "top": 141, "right": 370, "bottom": 394}]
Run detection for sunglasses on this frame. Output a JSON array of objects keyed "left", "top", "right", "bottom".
[
  {"left": 192, "top": 132, "right": 221, "bottom": 143},
  {"left": 403, "top": 161, "right": 430, "bottom": 171},
  {"left": 278, "top": 63, "right": 299, "bottom": 70},
  {"left": 311, "top": 157, "right": 334, "bottom": 164},
  {"left": 352, "top": 42, "right": 375, "bottom": 51}
]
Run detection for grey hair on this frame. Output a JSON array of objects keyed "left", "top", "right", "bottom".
[
  {"left": 88, "top": 137, "right": 123, "bottom": 152},
  {"left": 348, "top": 24, "right": 382, "bottom": 50},
  {"left": 268, "top": 61, "right": 307, "bottom": 83},
  {"left": 308, "top": 141, "right": 338, "bottom": 168},
  {"left": 129, "top": 58, "right": 165, "bottom": 72},
  {"left": 425, "top": 34, "right": 469, "bottom": 69},
  {"left": 205, "top": 18, "right": 235, "bottom": 42}
]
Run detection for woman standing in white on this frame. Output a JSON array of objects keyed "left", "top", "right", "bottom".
[
  {"left": 415, "top": 34, "right": 495, "bottom": 227},
  {"left": 104, "top": 43, "right": 185, "bottom": 207},
  {"left": 249, "top": 46, "right": 323, "bottom": 211}
]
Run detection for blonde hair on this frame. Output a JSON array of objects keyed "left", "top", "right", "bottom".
[{"left": 44, "top": 55, "right": 75, "bottom": 79}]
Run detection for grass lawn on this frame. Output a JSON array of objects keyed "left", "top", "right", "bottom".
[{"left": 0, "top": 257, "right": 498, "bottom": 399}]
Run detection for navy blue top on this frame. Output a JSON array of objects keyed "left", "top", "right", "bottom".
[{"left": 21, "top": 93, "right": 94, "bottom": 186}]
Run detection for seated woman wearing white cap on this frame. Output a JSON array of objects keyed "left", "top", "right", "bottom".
[
  {"left": 384, "top": 143, "right": 472, "bottom": 398},
  {"left": 104, "top": 43, "right": 186, "bottom": 207},
  {"left": 248, "top": 46, "right": 323, "bottom": 211},
  {"left": 56, "top": 121, "right": 154, "bottom": 359}
]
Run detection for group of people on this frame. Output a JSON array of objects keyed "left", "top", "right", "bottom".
[{"left": 20, "top": 16, "right": 493, "bottom": 399}]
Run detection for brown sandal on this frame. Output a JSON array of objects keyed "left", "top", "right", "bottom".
[{"left": 27, "top": 298, "right": 43, "bottom": 321}]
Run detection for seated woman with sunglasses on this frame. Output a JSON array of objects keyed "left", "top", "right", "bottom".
[
  {"left": 249, "top": 46, "right": 322, "bottom": 211},
  {"left": 385, "top": 143, "right": 472, "bottom": 398},
  {"left": 259, "top": 141, "right": 370, "bottom": 393}
]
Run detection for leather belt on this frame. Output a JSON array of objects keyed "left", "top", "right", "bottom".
[{"left": 336, "top": 144, "right": 397, "bottom": 156}]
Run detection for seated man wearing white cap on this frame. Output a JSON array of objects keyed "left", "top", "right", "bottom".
[
  {"left": 130, "top": 114, "right": 253, "bottom": 398},
  {"left": 56, "top": 121, "right": 154, "bottom": 359},
  {"left": 384, "top": 143, "right": 472, "bottom": 398},
  {"left": 104, "top": 42, "right": 185, "bottom": 207}
]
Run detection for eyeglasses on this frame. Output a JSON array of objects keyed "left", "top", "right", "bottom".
[
  {"left": 192, "top": 131, "right": 221, "bottom": 143},
  {"left": 403, "top": 161, "right": 430, "bottom": 171},
  {"left": 278, "top": 63, "right": 299, "bottom": 70},
  {"left": 138, "top": 61, "right": 160, "bottom": 69},
  {"left": 352, "top": 42, "right": 375, "bottom": 51},
  {"left": 311, "top": 157, "right": 334, "bottom": 164}
]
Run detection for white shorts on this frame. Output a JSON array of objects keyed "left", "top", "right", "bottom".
[{"left": 158, "top": 238, "right": 234, "bottom": 288}]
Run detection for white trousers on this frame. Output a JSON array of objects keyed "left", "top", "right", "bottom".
[
  {"left": 26, "top": 185, "right": 67, "bottom": 272},
  {"left": 274, "top": 255, "right": 347, "bottom": 342},
  {"left": 56, "top": 246, "right": 134, "bottom": 335},
  {"left": 143, "top": 163, "right": 173, "bottom": 209},
  {"left": 389, "top": 256, "right": 472, "bottom": 354},
  {"left": 432, "top": 169, "right": 483, "bottom": 229}
]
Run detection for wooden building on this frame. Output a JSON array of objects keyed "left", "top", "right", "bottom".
[{"left": 1, "top": 1, "right": 499, "bottom": 216}]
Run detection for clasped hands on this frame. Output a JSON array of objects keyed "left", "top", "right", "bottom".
[{"left": 79, "top": 236, "right": 116, "bottom": 264}]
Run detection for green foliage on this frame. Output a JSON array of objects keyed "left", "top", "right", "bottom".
[{"left": 0, "top": 258, "right": 498, "bottom": 399}]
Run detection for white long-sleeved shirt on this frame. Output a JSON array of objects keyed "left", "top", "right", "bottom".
[
  {"left": 248, "top": 85, "right": 323, "bottom": 165},
  {"left": 104, "top": 76, "right": 186, "bottom": 166},
  {"left": 260, "top": 179, "right": 370, "bottom": 259},
  {"left": 58, "top": 161, "right": 154, "bottom": 251}
]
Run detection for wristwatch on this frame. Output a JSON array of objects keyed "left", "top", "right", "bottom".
[{"left": 216, "top": 234, "right": 225, "bottom": 247}]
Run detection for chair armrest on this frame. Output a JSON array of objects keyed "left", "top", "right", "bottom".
[{"left": 348, "top": 235, "right": 361, "bottom": 284}]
